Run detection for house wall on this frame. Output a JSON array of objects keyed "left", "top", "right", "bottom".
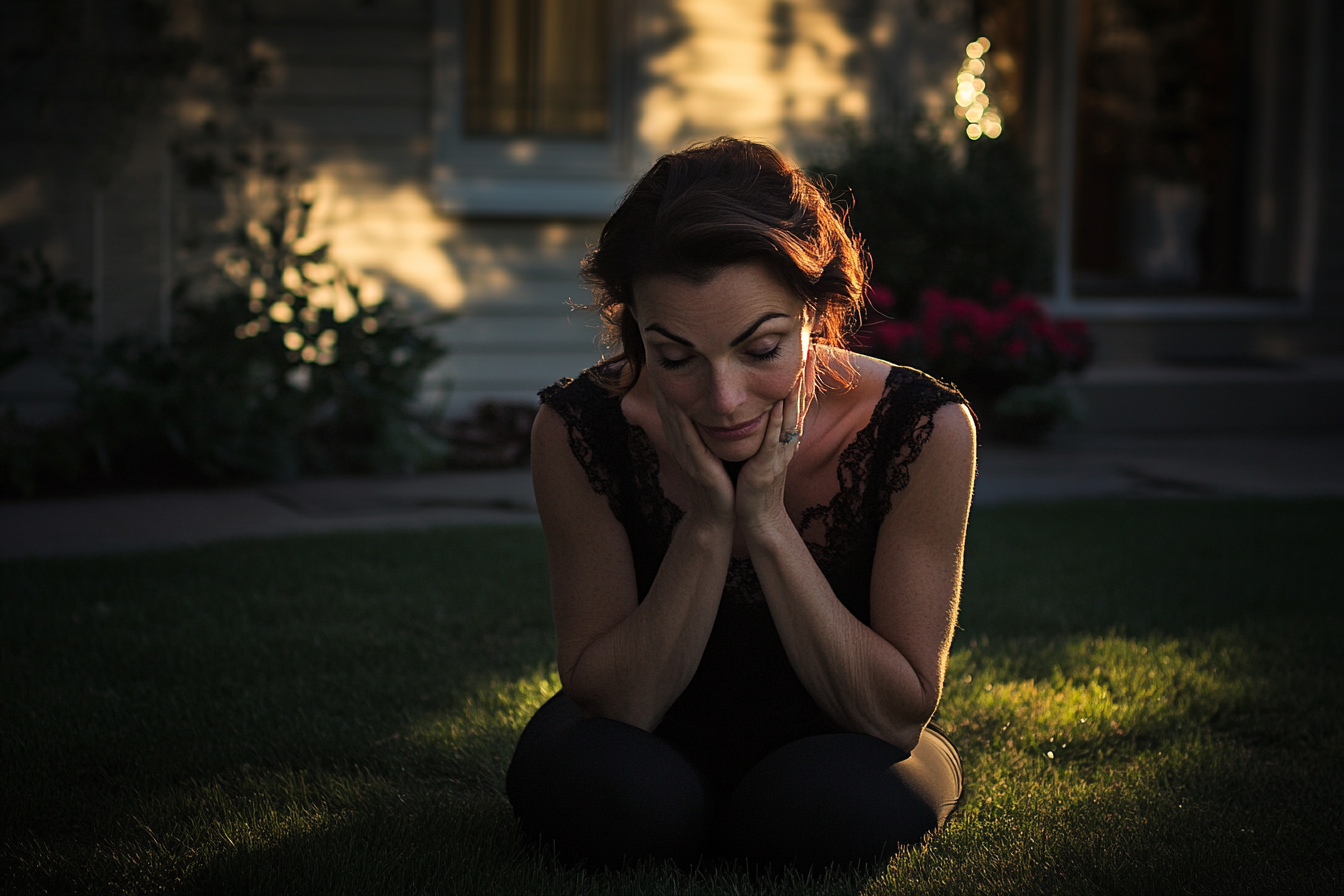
[{"left": 3, "top": 0, "right": 1339, "bottom": 432}]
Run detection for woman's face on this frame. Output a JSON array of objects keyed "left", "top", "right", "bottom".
[{"left": 633, "top": 261, "right": 811, "bottom": 463}]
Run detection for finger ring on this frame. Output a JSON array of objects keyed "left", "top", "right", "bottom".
[{"left": 780, "top": 429, "right": 801, "bottom": 445}]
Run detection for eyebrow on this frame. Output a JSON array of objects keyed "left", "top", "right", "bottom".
[{"left": 643, "top": 313, "right": 791, "bottom": 349}]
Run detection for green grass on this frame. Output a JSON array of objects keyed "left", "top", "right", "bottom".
[{"left": 2, "top": 499, "right": 1342, "bottom": 894}]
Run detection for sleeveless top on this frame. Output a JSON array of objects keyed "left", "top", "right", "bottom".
[{"left": 538, "top": 363, "right": 966, "bottom": 792}]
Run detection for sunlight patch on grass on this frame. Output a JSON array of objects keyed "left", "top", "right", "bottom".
[
  {"left": 7, "top": 766, "right": 388, "bottom": 894},
  {"left": 4, "top": 505, "right": 1341, "bottom": 894},
  {"left": 861, "top": 631, "right": 1295, "bottom": 894},
  {"left": 405, "top": 667, "right": 562, "bottom": 792}
]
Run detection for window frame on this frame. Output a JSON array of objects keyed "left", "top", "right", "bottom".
[
  {"left": 430, "top": 0, "right": 635, "bottom": 217},
  {"left": 1044, "top": 0, "right": 1327, "bottom": 322}
]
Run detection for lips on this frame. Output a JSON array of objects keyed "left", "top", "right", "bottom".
[{"left": 698, "top": 412, "right": 766, "bottom": 442}]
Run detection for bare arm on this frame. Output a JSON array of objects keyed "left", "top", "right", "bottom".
[
  {"left": 740, "top": 402, "right": 976, "bottom": 751},
  {"left": 532, "top": 403, "right": 735, "bottom": 731}
]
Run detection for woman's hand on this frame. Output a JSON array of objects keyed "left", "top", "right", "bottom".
[
  {"left": 736, "top": 348, "right": 815, "bottom": 535},
  {"left": 649, "top": 378, "right": 736, "bottom": 526}
]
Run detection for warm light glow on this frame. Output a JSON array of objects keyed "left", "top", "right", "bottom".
[
  {"left": 284, "top": 331, "right": 304, "bottom": 350},
  {"left": 306, "top": 169, "right": 466, "bottom": 311},
  {"left": 301, "top": 345, "right": 317, "bottom": 363},
  {"left": 303, "top": 262, "right": 336, "bottom": 283},
  {"left": 269, "top": 302, "right": 294, "bottom": 323},
  {"left": 953, "top": 36, "right": 1001, "bottom": 139},
  {"left": 356, "top": 278, "right": 384, "bottom": 308},
  {"left": 637, "top": 0, "right": 866, "bottom": 156}
]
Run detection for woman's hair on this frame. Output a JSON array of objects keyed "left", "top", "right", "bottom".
[{"left": 581, "top": 137, "right": 866, "bottom": 388}]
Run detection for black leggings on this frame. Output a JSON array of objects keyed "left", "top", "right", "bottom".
[{"left": 506, "top": 693, "right": 963, "bottom": 867}]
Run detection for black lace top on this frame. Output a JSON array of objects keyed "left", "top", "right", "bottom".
[{"left": 538, "top": 363, "right": 966, "bottom": 792}]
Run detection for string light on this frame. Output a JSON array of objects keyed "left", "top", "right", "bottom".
[{"left": 954, "top": 36, "right": 1002, "bottom": 140}]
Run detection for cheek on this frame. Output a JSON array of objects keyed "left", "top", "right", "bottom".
[
  {"left": 648, "top": 369, "right": 698, "bottom": 410},
  {"left": 752, "top": 366, "right": 796, "bottom": 402}
]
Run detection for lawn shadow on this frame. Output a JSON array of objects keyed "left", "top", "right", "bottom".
[{"left": 5, "top": 501, "right": 1343, "bottom": 894}]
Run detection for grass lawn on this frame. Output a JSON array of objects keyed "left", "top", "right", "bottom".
[{"left": 3, "top": 498, "right": 1342, "bottom": 894}]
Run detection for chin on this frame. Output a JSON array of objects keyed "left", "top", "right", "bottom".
[{"left": 705, "top": 430, "right": 767, "bottom": 463}]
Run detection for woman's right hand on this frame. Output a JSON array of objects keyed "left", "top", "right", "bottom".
[{"left": 649, "top": 380, "right": 737, "bottom": 527}]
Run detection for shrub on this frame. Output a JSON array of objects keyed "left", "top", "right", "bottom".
[
  {"left": 0, "top": 191, "right": 448, "bottom": 496},
  {"left": 819, "top": 132, "right": 1053, "bottom": 316},
  {"left": 78, "top": 188, "right": 447, "bottom": 484},
  {"left": 856, "top": 281, "right": 1092, "bottom": 406}
]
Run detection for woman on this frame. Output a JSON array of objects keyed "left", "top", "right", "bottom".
[{"left": 506, "top": 138, "right": 975, "bottom": 867}]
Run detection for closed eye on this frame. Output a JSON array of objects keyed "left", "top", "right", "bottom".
[{"left": 747, "top": 343, "right": 783, "bottom": 363}]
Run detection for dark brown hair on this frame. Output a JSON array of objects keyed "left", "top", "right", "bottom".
[{"left": 581, "top": 137, "right": 866, "bottom": 388}]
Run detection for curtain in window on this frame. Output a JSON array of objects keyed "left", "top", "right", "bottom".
[{"left": 464, "top": 0, "right": 609, "bottom": 138}]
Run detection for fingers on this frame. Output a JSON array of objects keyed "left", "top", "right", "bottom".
[
  {"left": 649, "top": 378, "right": 733, "bottom": 506},
  {"left": 769, "top": 397, "right": 787, "bottom": 448},
  {"left": 802, "top": 346, "right": 817, "bottom": 420},
  {"left": 783, "top": 373, "right": 801, "bottom": 441}
]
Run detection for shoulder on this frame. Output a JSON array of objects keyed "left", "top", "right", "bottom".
[
  {"left": 827, "top": 351, "right": 974, "bottom": 506},
  {"left": 825, "top": 350, "right": 968, "bottom": 435},
  {"left": 534, "top": 364, "right": 633, "bottom": 506},
  {"left": 539, "top": 364, "right": 623, "bottom": 416}
]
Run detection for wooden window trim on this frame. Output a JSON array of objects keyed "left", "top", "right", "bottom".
[
  {"left": 1043, "top": 0, "right": 1326, "bottom": 321},
  {"left": 431, "top": 0, "right": 635, "bottom": 217}
]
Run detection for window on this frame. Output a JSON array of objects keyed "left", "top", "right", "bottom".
[
  {"left": 432, "top": 0, "right": 632, "bottom": 217},
  {"left": 976, "top": 0, "right": 1325, "bottom": 307},
  {"left": 463, "top": 0, "right": 609, "bottom": 139}
]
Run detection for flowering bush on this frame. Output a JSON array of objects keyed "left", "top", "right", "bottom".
[
  {"left": 73, "top": 188, "right": 447, "bottom": 483},
  {"left": 0, "top": 188, "right": 448, "bottom": 496},
  {"left": 856, "top": 281, "right": 1093, "bottom": 412}
]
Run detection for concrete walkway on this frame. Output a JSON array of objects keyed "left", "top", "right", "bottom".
[{"left": 2, "top": 433, "right": 1341, "bottom": 559}]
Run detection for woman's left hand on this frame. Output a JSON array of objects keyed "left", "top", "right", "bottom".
[{"left": 735, "top": 348, "right": 815, "bottom": 535}]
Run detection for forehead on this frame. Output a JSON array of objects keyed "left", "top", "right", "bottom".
[{"left": 633, "top": 261, "right": 803, "bottom": 333}]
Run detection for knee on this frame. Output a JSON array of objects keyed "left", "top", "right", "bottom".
[
  {"left": 721, "top": 732, "right": 960, "bottom": 867},
  {"left": 507, "top": 697, "right": 709, "bottom": 865}
]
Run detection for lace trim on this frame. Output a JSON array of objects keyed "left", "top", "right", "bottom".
[
  {"left": 538, "top": 377, "right": 621, "bottom": 515},
  {"left": 540, "top": 365, "right": 964, "bottom": 609}
]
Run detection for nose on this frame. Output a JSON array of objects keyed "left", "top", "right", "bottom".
[{"left": 706, "top": 363, "right": 746, "bottom": 417}]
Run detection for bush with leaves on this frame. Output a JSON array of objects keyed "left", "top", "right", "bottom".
[
  {"left": 818, "top": 131, "right": 1053, "bottom": 317},
  {"left": 0, "top": 249, "right": 95, "bottom": 495},
  {"left": 75, "top": 188, "right": 447, "bottom": 484},
  {"left": 857, "top": 281, "right": 1092, "bottom": 404},
  {"left": 0, "top": 190, "right": 447, "bottom": 497}
]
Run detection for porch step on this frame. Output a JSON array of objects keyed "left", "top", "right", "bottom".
[{"left": 1075, "top": 357, "right": 1344, "bottom": 434}]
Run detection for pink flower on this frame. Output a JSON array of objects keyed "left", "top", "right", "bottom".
[
  {"left": 919, "top": 289, "right": 949, "bottom": 321},
  {"left": 866, "top": 284, "right": 896, "bottom": 311},
  {"left": 1006, "top": 295, "right": 1044, "bottom": 319},
  {"left": 873, "top": 320, "right": 917, "bottom": 351}
]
